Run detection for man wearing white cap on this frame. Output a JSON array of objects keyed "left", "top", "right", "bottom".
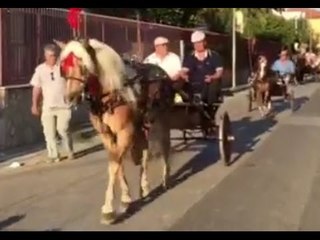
[
  {"left": 144, "top": 36, "right": 182, "bottom": 80},
  {"left": 180, "top": 30, "right": 224, "bottom": 121}
]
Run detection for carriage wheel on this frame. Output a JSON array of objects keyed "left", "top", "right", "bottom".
[
  {"left": 219, "top": 112, "right": 234, "bottom": 166},
  {"left": 248, "top": 88, "right": 253, "bottom": 112}
]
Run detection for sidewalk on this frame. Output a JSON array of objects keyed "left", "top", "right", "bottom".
[{"left": 0, "top": 125, "right": 101, "bottom": 170}]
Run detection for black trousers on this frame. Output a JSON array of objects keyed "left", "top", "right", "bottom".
[
  {"left": 201, "top": 80, "right": 221, "bottom": 121},
  {"left": 201, "top": 80, "right": 222, "bottom": 105},
  {"left": 172, "top": 79, "right": 221, "bottom": 120}
]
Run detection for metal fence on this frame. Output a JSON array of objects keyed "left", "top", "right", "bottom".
[{"left": 0, "top": 8, "right": 282, "bottom": 87}]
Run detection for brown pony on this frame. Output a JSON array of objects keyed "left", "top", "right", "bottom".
[
  {"left": 251, "top": 55, "right": 273, "bottom": 117},
  {"left": 55, "top": 38, "right": 171, "bottom": 225}
]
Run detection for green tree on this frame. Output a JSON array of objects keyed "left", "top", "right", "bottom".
[
  {"left": 244, "top": 9, "right": 311, "bottom": 45},
  {"left": 200, "top": 8, "right": 311, "bottom": 46},
  {"left": 87, "top": 8, "right": 201, "bottom": 27},
  {"left": 200, "top": 8, "right": 233, "bottom": 33}
]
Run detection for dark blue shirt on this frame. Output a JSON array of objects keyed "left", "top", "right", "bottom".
[{"left": 183, "top": 50, "right": 223, "bottom": 85}]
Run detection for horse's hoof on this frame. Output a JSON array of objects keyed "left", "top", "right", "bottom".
[
  {"left": 119, "top": 202, "right": 131, "bottom": 214},
  {"left": 100, "top": 212, "right": 117, "bottom": 225},
  {"left": 162, "top": 184, "right": 168, "bottom": 191},
  {"left": 140, "top": 188, "right": 150, "bottom": 199},
  {"left": 162, "top": 179, "right": 171, "bottom": 191}
]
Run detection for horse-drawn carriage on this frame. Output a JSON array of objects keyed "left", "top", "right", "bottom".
[
  {"left": 55, "top": 36, "right": 235, "bottom": 225},
  {"left": 124, "top": 58, "right": 235, "bottom": 166},
  {"left": 54, "top": 8, "right": 235, "bottom": 225},
  {"left": 170, "top": 89, "right": 234, "bottom": 166},
  {"left": 248, "top": 67, "right": 296, "bottom": 115}
]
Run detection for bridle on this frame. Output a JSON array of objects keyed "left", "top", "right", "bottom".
[
  {"left": 61, "top": 63, "right": 117, "bottom": 114},
  {"left": 256, "top": 56, "right": 268, "bottom": 80},
  {"left": 66, "top": 76, "right": 86, "bottom": 84}
]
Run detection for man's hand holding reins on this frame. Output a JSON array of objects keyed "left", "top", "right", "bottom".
[
  {"left": 204, "top": 68, "right": 224, "bottom": 83},
  {"left": 177, "top": 68, "right": 189, "bottom": 81}
]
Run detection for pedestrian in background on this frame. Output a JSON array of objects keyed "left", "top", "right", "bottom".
[{"left": 30, "top": 43, "right": 74, "bottom": 163}]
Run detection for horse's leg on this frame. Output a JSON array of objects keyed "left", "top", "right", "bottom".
[
  {"left": 100, "top": 130, "right": 128, "bottom": 224},
  {"left": 266, "top": 90, "right": 271, "bottom": 111},
  {"left": 111, "top": 126, "right": 134, "bottom": 213},
  {"left": 140, "top": 149, "right": 150, "bottom": 198},
  {"left": 161, "top": 151, "right": 171, "bottom": 190},
  {"left": 117, "top": 161, "right": 132, "bottom": 214},
  {"left": 101, "top": 155, "right": 120, "bottom": 225},
  {"left": 263, "top": 84, "right": 270, "bottom": 113},
  {"left": 256, "top": 88, "right": 264, "bottom": 116},
  {"left": 161, "top": 130, "right": 171, "bottom": 190}
]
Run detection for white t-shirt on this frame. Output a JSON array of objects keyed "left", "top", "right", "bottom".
[
  {"left": 305, "top": 52, "right": 316, "bottom": 65},
  {"left": 313, "top": 55, "right": 320, "bottom": 67},
  {"left": 143, "top": 52, "right": 182, "bottom": 79},
  {"left": 30, "top": 62, "right": 71, "bottom": 111}
]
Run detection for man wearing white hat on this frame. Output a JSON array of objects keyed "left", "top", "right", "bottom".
[
  {"left": 144, "top": 36, "right": 182, "bottom": 80},
  {"left": 180, "top": 30, "right": 224, "bottom": 121}
]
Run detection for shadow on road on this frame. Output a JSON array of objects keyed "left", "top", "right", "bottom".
[
  {"left": 272, "top": 96, "right": 309, "bottom": 113},
  {"left": 74, "top": 144, "right": 104, "bottom": 160},
  {"left": 230, "top": 116, "right": 277, "bottom": 164},
  {"left": 292, "top": 96, "right": 309, "bottom": 112},
  {"left": 113, "top": 96, "right": 313, "bottom": 224},
  {"left": 229, "top": 96, "right": 309, "bottom": 165},
  {"left": 0, "top": 214, "right": 25, "bottom": 230},
  {"left": 115, "top": 106, "right": 292, "bottom": 223},
  {"left": 114, "top": 141, "right": 220, "bottom": 224}
]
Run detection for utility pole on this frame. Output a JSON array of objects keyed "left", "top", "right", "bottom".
[
  {"left": 232, "top": 8, "right": 236, "bottom": 89},
  {"left": 136, "top": 10, "right": 142, "bottom": 60}
]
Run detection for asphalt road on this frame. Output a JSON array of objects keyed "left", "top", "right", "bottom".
[
  {"left": 171, "top": 87, "right": 320, "bottom": 231},
  {"left": 0, "top": 82, "right": 318, "bottom": 231}
]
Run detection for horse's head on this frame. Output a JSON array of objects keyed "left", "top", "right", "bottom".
[
  {"left": 258, "top": 55, "right": 268, "bottom": 69},
  {"left": 140, "top": 64, "right": 174, "bottom": 118},
  {"left": 54, "top": 39, "right": 96, "bottom": 105},
  {"left": 256, "top": 55, "right": 269, "bottom": 81}
]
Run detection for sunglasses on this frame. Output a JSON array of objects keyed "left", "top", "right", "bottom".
[{"left": 50, "top": 72, "right": 55, "bottom": 81}]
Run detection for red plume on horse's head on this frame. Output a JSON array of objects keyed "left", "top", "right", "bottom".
[
  {"left": 62, "top": 52, "right": 76, "bottom": 73},
  {"left": 67, "top": 8, "right": 82, "bottom": 30},
  {"left": 62, "top": 8, "right": 82, "bottom": 72}
]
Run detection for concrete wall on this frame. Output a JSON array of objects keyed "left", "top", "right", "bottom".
[{"left": 0, "top": 85, "right": 90, "bottom": 151}]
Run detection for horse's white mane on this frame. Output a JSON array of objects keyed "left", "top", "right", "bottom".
[
  {"left": 60, "top": 40, "right": 95, "bottom": 73},
  {"left": 60, "top": 38, "right": 136, "bottom": 104}
]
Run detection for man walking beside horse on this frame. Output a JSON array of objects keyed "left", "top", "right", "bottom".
[{"left": 30, "top": 43, "right": 74, "bottom": 163}]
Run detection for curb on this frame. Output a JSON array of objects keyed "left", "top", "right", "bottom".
[{"left": 0, "top": 125, "right": 97, "bottom": 169}]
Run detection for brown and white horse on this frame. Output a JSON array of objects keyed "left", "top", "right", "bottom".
[
  {"left": 251, "top": 55, "right": 272, "bottom": 117},
  {"left": 55, "top": 38, "right": 171, "bottom": 225}
]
